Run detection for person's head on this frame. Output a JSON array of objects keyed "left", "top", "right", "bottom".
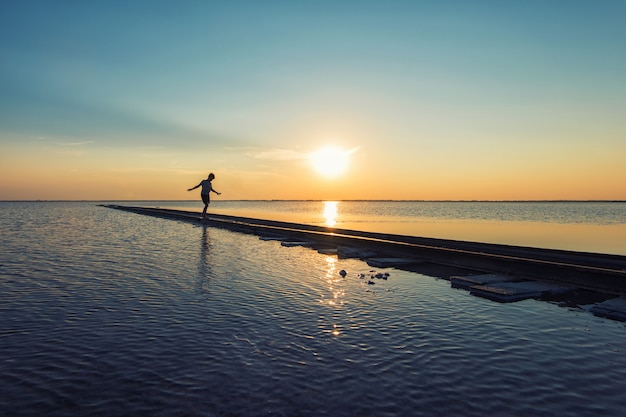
[{"left": 208, "top": 173, "right": 215, "bottom": 180}]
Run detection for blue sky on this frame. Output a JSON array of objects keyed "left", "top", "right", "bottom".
[{"left": 1, "top": 1, "right": 625, "bottom": 200}]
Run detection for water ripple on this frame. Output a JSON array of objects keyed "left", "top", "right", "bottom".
[{"left": 1, "top": 202, "right": 626, "bottom": 416}]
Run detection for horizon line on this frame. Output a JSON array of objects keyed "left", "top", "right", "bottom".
[{"left": 2, "top": 199, "right": 626, "bottom": 203}]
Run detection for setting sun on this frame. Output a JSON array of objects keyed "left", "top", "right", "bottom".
[{"left": 309, "top": 147, "right": 353, "bottom": 177}]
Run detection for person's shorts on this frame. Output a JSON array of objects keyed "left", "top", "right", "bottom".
[{"left": 201, "top": 193, "right": 210, "bottom": 205}]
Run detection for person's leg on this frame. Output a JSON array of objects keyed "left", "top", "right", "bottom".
[{"left": 201, "top": 194, "right": 209, "bottom": 219}]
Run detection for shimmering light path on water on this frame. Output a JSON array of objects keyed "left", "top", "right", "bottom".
[{"left": 1, "top": 202, "right": 626, "bottom": 416}]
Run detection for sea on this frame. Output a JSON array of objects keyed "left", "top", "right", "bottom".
[
  {"left": 1, "top": 200, "right": 626, "bottom": 416},
  {"left": 157, "top": 200, "right": 626, "bottom": 255}
]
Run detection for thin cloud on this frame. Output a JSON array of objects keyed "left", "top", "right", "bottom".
[
  {"left": 54, "top": 149, "right": 88, "bottom": 156},
  {"left": 57, "top": 140, "right": 94, "bottom": 146},
  {"left": 248, "top": 148, "right": 307, "bottom": 161},
  {"left": 109, "top": 167, "right": 200, "bottom": 175}
]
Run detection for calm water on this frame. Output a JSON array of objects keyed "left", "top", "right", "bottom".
[
  {"left": 155, "top": 200, "right": 626, "bottom": 255},
  {"left": 1, "top": 202, "right": 626, "bottom": 416}
]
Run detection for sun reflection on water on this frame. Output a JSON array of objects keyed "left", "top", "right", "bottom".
[
  {"left": 323, "top": 201, "right": 339, "bottom": 227},
  {"left": 322, "top": 255, "right": 344, "bottom": 337}
]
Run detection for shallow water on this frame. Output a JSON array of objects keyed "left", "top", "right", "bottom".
[
  {"left": 1, "top": 202, "right": 626, "bottom": 416},
  {"left": 152, "top": 200, "right": 626, "bottom": 255},
  {"left": 154, "top": 200, "right": 626, "bottom": 225}
]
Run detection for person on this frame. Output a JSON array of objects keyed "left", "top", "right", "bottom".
[{"left": 187, "top": 173, "right": 221, "bottom": 219}]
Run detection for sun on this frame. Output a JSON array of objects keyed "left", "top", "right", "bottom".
[{"left": 309, "top": 147, "right": 353, "bottom": 177}]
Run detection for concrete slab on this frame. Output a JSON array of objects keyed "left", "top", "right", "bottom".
[
  {"left": 590, "top": 297, "right": 626, "bottom": 322},
  {"left": 470, "top": 281, "right": 572, "bottom": 303},
  {"left": 281, "top": 241, "right": 315, "bottom": 247},
  {"left": 450, "top": 274, "right": 520, "bottom": 290},
  {"left": 366, "top": 258, "right": 424, "bottom": 268},
  {"left": 337, "top": 246, "right": 379, "bottom": 259},
  {"left": 318, "top": 248, "right": 338, "bottom": 255}
]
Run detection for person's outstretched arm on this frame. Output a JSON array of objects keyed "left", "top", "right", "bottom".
[
  {"left": 187, "top": 183, "right": 201, "bottom": 191},
  {"left": 212, "top": 188, "right": 221, "bottom": 195}
]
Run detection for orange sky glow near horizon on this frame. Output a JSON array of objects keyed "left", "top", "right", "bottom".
[{"left": 1, "top": 2, "right": 625, "bottom": 201}]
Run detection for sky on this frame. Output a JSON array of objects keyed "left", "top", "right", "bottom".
[{"left": 1, "top": 0, "right": 625, "bottom": 201}]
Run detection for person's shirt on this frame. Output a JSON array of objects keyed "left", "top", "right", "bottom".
[{"left": 200, "top": 179, "right": 213, "bottom": 195}]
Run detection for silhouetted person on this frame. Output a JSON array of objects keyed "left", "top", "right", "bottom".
[{"left": 188, "top": 173, "right": 221, "bottom": 219}]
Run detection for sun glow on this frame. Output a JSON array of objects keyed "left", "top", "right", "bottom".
[{"left": 309, "top": 147, "right": 353, "bottom": 177}]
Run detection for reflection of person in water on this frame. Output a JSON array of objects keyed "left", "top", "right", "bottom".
[
  {"left": 196, "top": 226, "right": 212, "bottom": 295},
  {"left": 187, "top": 173, "right": 221, "bottom": 219}
]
